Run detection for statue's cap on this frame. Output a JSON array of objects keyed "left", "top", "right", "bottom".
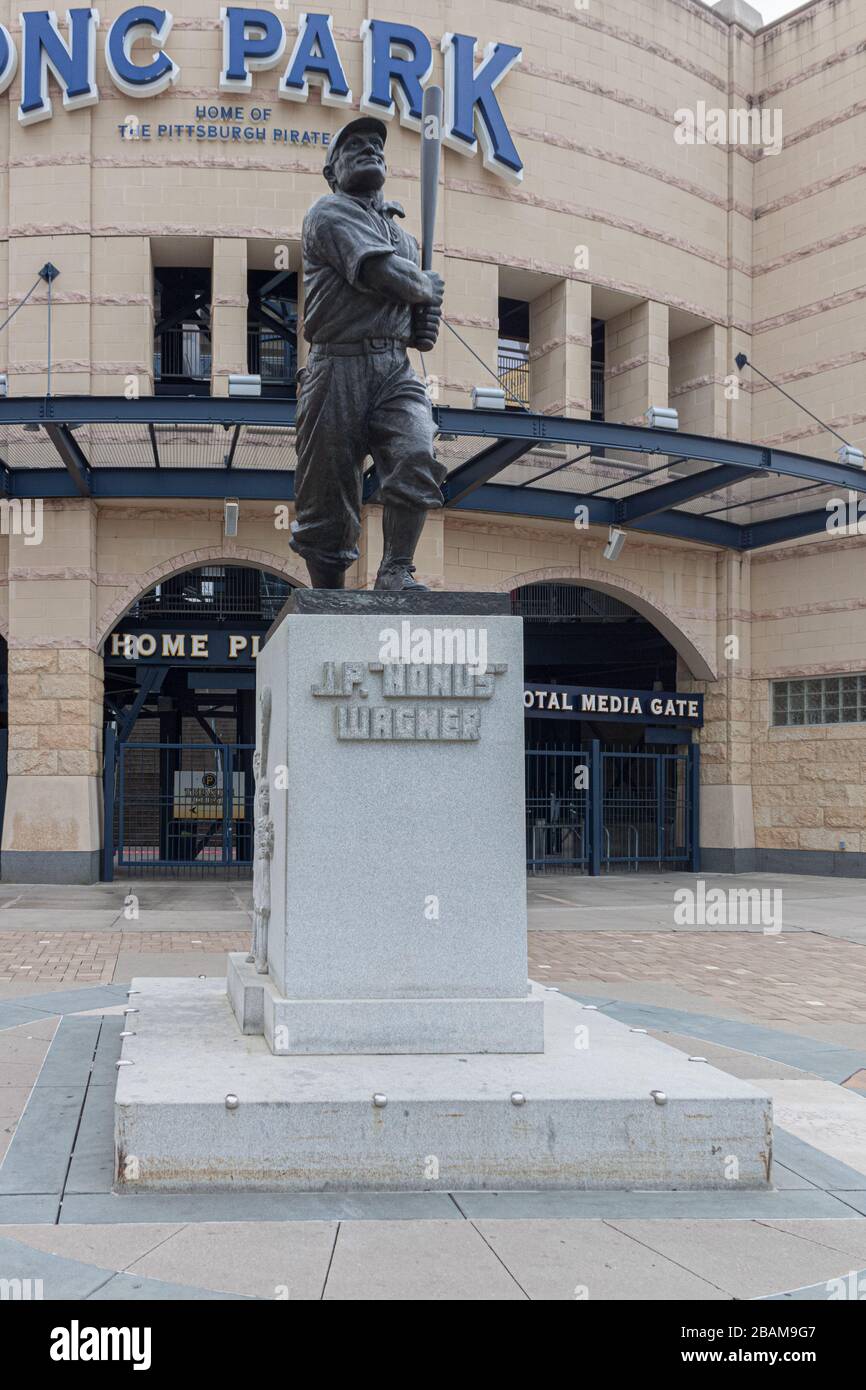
[{"left": 323, "top": 116, "right": 388, "bottom": 185}]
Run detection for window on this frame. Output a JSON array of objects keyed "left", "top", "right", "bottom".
[
  {"left": 247, "top": 268, "right": 297, "bottom": 395},
  {"left": 771, "top": 674, "right": 866, "bottom": 726},
  {"left": 591, "top": 317, "right": 605, "bottom": 420},
  {"left": 498, "top": 297, "right": 530, "bottom": 408},
  {"left": 153, "top": 266, "right": 212, "bottom": 394}
]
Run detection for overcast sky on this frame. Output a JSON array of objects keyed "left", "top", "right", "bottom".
[
  {"left": 701, "top": 0, "right": 806, "bottom": 22},
  {"left": 757, "top": 0, "right": 805, "bottom": 21}
]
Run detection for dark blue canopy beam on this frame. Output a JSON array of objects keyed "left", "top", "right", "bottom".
[
  {"left": 147, "top": 423, "right": 161, "bottom": 469},
  {"left": 615, "top": 464, "right": 756, "bottom": 523},
  {"left": 442, "top": 437, "right": 544, "bottom": 504},
  {"left": 0, "top": 396, "right": 860, "bottom": 493},
  {"left": 0, "top": 398, "right": 862, "bottom": 552},
  {"left": 8, "top": 468, "right": 295, "bottom": 500},
  {"left": 16, "top": 395, "right": 297, "bottom": 427},
  {"left": 740, "top": 508, "right": 837, "bottom": 550},
  {"left": 456, "top": 482, "right": 743, "bottom": 549},
  {"left": 224, "top": 424, "right": 242, "bottom": 469},
  {"left": 433, "top": 408, "right": 866, "bottom": 496},
  {"left": 43, "top": 423, "right": 92, "bottom": 496}
]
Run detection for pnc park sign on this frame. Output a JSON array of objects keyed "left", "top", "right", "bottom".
[{"left": 0, "top": 7, "right": 524, "bottom": 181}]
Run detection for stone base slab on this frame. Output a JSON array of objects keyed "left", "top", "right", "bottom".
[
  {"left": 114, "top": 977, "right": 773, "bottom": 1193},
  {"left": 0, "top": 849, "right": 101, "bottom": 884},
  {"left": 227, "top": 953, "right": 545, "bottom": 1054},
  {"left": 702, "top": 847, "right": 866, "bottom": 878}
]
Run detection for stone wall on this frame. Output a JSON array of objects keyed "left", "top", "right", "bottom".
[{"left": 748, "top": 530, "right": 866, "bottom": 869}]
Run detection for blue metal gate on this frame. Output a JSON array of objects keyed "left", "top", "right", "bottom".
[
  {"left": 103, "top": 734, "right": 254, "bottom": 879},
  {"left": 526, "top": 740, "right": 699, "bottom": 874},
  {"left": 525, "top": 745, "right": 590, "bottom": 872}
]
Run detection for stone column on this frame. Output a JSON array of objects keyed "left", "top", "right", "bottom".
[
  {"left": 5, "top": 103, "right": 93, "bottom": 395},
  {"left": 686, "top": 551, "right": 756, "bottom": 871},
  {"left": 2, "top": 501, "right": 104, "bottom": 883},
  {"left": 353, "top": 509, "right": 384, "bottom": 591},
  {"left": 669, "top": 322, "right": 728, "bottom": 437},
  {"left": 528, "top": 279, "right": 592, "bottom": 417},
  {"left": 353, "top": 508, "right": 445, "bottom": 591},
  {"left": 725, "top": 2, "right": 755, "bottom": 450},
  {"left": 210, "top": 238, "right": 247, "bottom": 398},
  {"left": 605, "top": 300, "right": 669, "bottom": 423},
  {"left": 91, "top": 236, "right": 153, "bottom": 396},
  {"left": 6, "top": 236, "right": 92, "bottom": 396},
  {"left": 434, "top": 256, "right": 498, "bottom": 410}
]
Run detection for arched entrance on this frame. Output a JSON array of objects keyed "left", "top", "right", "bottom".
[
  {"left": 102, "top": 564, "right": 295, "bottom": 878},
  {"left": 514, "top": 581, "right": 702, "bottom": 876}
]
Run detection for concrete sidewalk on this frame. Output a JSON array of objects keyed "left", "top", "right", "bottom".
[
  {"left": 0, "top": 868, "right": 862, "bottom": 934},
  {"left": 0, "top": 873, "right": 863, "bottom": 1300},
  {"left": 3, "top": 1214, "right": 866, "bottom": 1300},
  {"left": 527, "top": 871, "right": 866, "bottom": 942}
]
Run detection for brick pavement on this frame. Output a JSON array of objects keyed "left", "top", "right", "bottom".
[
  {"left": 0, "top": 933, "right": 249, "bottom": 985},
  {"left": 527, "top": 930, "right": 866, "bottom": 1025},
  {"left": 1, "top": 922, "right": 864, "bottom": 1029}
]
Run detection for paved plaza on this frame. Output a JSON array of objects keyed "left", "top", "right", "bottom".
[{"left": 0, "top": 872, "right": 864, "bottom": 1300}]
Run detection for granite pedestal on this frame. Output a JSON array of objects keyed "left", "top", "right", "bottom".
[
  {"left": 114, "top": 592, "right": 772, "bottom": 1193},
  {"left": 231, "top": 591, "right": 543, "bottom": 1054}
]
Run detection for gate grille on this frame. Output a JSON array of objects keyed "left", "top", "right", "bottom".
[
  {"left": 525, "top": 745, "right": 589, "bottom": 872},
  {"left": 602, "top": 748, "right": 690, "bottom": 868},
  {"left": 526, "top": 742, "right": 697, "bottom": 874},
  {"left": 109, "top": 741, "right": 254, "bottom": 878}
]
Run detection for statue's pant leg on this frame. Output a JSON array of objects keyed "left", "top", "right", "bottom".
[
  {"left": 368, "top": 353, "right": 447, "bottom": 513},
  {"left": 290, "top": 354, "right": 369, "bottom": 572}
]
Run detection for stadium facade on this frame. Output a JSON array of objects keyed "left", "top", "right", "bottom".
[{"left": 0, "top": 0, "right": 864, "bottom": 882}]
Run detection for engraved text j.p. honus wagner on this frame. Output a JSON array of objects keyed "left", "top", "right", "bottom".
[{"left": 311, "top": 660, "right": 508, "bottom": 742}]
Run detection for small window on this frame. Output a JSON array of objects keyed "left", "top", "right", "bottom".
[{"left": 771, "top": 673, "right": 866, "bottom": 727}]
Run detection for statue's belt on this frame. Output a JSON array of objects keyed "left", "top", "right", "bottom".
[{"left": 308, "top": 337, "right": 410, "bottom": 357}]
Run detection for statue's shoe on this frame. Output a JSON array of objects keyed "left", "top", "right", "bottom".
[{"left": 373, "top": 564, "right": 428, "bottom": 592}]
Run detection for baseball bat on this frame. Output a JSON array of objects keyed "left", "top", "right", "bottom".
[{"left": 420, "top": 85, "right": 443, "bottom": 273}]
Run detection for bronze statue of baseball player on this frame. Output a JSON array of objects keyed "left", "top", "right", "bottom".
[{"left": 290, "top": 115, "right": 445, "bottom": 591}]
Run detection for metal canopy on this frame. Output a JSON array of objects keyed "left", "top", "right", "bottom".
[{"left": 1, "top": 396, "right": 863, "bottom": 552}]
